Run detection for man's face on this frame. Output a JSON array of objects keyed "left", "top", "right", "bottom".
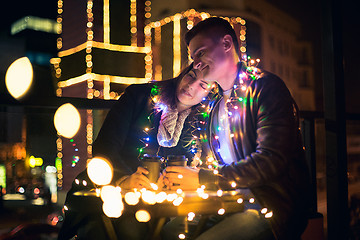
[{"left": 189, "top": 34, "right": 228, "bottom": 83}]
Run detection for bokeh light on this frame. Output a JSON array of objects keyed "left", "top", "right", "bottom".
[
  {"left": 135, "top": 210, "right": 151, "bottom": 222},
  {"left": 53, "top": 103, "right": 81, "bottom": 138},
  {"left": 124, "top": 192, "right": 140, "bottom": 205},
  {"left": 100, "top": 185, "right": 121, "bottom": 202},
  {"left": 87, "top": 157, "right": 113, "bottom": 185},
  {"left": 102, "top": 199, "right": 124, "bottom": 218},
  {"left": 5, "top": 57, "right": 33, "bottom": 99}
]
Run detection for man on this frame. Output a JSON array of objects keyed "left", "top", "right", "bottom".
[{"left": 163, "top": 17, "right": 311, "bottom": 240}]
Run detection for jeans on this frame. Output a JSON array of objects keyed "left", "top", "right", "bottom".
[{"left": 161, "top": 210, "right": 275, "bottom": 240}]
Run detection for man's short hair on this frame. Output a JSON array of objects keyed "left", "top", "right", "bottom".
[{"left": 185, "top": 17, "right": 240, "bottom": 58}]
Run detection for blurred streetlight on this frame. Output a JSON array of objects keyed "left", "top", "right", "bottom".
[
  {"left": 5, "top": 57, "right": 33, "bottom": 100},
  {"left": 53, "top": 103, "right": 81, "bottom": 138},
  {"left": 87, "top": 157, "right": 113, "bottom": 186}
]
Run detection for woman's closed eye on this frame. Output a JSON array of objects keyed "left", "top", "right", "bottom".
[
  {"left": 188, "top": 72, "right": 196, "bottom": 80},
  {"left": 200, "top": 81, "right": 211, "bottom": 91}
]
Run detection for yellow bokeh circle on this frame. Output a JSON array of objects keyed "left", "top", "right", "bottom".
[
  {"left": 5, "top": 57, "right": 33, "bottom": 99},
  {"left": 54, "top": 103, "right": 81, "bottom": 138}
]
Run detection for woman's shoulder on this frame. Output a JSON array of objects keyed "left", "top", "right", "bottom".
[
  {"left": 125, "top": 82, "right": 154, "bottom": 93},
  {"left": 124, "top": 79, "right": 174, "bottom": 92}
]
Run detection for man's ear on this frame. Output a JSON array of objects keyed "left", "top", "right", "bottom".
[{"left": 222, "top": 35, "right": 233, "bottom": 53}]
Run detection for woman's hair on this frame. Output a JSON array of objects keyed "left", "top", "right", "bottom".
[{"left": 155, "top": 63, "right": 194, "bottom": 109}]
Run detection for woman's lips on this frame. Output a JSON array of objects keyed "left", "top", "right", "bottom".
[{"left": 182, "top": 89, "right": 192, "bottom": 97}]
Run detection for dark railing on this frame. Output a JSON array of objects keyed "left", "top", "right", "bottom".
[{"left": 301, "top": 110, "right": 360, "bottom": 239}]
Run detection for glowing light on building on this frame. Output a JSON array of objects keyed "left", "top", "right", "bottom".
[
  {"left": 57, "top": 73, "right": 149, "bottom": 89},
  {"left": 11, "top": 16, "right": 60, "bottom": 35},
  {"left": 103, "top": 75, "right": 111, "bottom": 99},
  {"left": 57, "top": 0, "right": 63, "bottom": 50},
  {"left": 130, "top": 0, "right": 137, "bottom": 46},
  {"left": 58, "top": 41, "right": 151, "bottom": 57},
  {"left": 103, "top": 0, "right": 110, "bottom": 44},
  {"left": 144, "top": 0, "right": 151, "bottom": 19},
  {"left": 86, "top": 109, "right": 93, "bottom": 158},
  {"left": 147, "top": 9, "right": 247, "bottom": 80},
  {"left": 173, "top": 14, "right": 182, "bottom": 77}
]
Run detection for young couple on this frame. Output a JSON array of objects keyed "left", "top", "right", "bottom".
[{"left": 59, "top": 17, "right": 311, "bottom": 240}]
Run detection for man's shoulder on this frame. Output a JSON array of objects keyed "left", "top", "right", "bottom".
[
  {"left": 240, "top": 61, "right": 283, "bottom": 85},
  {"left": 248, "top": 68, "right": 287, "bottom": 89}
]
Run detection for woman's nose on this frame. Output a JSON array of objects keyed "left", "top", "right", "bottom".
[
  {"left": 188, "top": 80, "right": 197, "bottom": 90},
  {"left": 187, "top": 82, "right": 193, "bottom": 90}
]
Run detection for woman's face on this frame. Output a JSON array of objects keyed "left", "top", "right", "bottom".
[{"left": 176, "top": 68, "right": 212, "bottom": 111}]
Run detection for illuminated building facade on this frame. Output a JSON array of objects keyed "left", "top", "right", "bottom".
[{"left": 53, "top": 0, "right": 152, "bottom": 192}]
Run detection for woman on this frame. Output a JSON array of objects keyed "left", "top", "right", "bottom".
[
  {"left": 92, "top": 64, "right": 212, "bottom": 189},
  {"left": 58, "top": 64, "right": 213, "bottom": 240}
]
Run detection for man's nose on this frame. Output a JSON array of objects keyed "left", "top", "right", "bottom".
[{"left": 194, "top": 59, "right": 202, "bottom": 69}]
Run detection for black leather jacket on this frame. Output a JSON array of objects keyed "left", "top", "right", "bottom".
[{"left": 198, "top": 62, "right": 311, "bottom": 239}]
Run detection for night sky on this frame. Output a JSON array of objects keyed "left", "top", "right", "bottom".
[
  {"left": 0, "top": 1, "right": 57, "bottom": 33},
  {"left": 1, "top": 0, "right": 359, "bottom": 113}
]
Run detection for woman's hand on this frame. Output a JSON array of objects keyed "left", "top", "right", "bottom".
[
  {"left": 119, "top": 166, "right": 152, "bottom": 190},
  {"left": 162, "top": 166, "right": 200, "bottom": 191}
]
